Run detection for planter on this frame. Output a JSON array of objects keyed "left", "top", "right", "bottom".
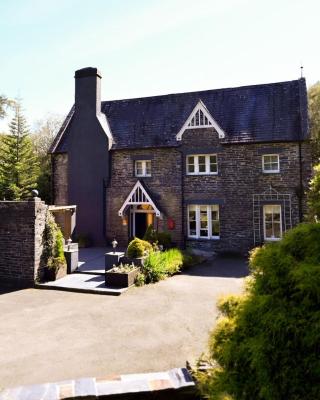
[
  {"left": 105, "top": 267, "right": 139, "bottom": 288},
  {"left": 64, "top": 249, "right": 79, "bottom": 274},
  {"left": 44, "top": 264, "right": 67, "bottom": 282},
  {"left": 105, "top": 251, "right": 125, "bottom": 269},
  {"left": 120, "top": 256, "right": 147, "bottom": 267}
]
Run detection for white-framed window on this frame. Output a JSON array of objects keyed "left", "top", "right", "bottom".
[
  {"left": 263, "top": 205, "right": 282, "bottom": 241},
  {"left": 135, "top": 160, "right": 151, "bottom": 177},
  {"left": 186, "top": 154, "right": 218, "bottom": 175},
  {"left": 187, "top": 204, "right": 220, "bottom": 239},
  {"left": 262, "top": 154, "right": 280, "bottom": 173}
]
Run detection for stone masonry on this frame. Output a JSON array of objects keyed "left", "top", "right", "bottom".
[
  {"left": 104, "top": 128, "right": 312, "bottom": 253},
  {"left": 0, "top": 198, "right": 47, "bottom": 287},
  {"left": 106, "top": 148, "right": 183, "bottom": 247}
]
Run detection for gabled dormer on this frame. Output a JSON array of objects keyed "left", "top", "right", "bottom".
[{"left": 176, "top": 99, "right": 225, "bottom": 141}]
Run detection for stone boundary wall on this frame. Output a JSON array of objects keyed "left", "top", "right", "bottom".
[{"left": 0, "top": 198, "right": 47, "bottom": 288}]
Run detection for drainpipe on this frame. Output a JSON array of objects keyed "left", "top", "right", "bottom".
[
  {"left": 103, "top": 151, "right": 112, "bottom": 241},
  {"left": 178, "top": 149, "right": 186, "bottom": 248},
  {"left": 298, "top": 142, "right": 303, "bottom": 222}
]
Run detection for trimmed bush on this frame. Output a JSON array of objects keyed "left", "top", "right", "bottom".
[
  {"left": 197, "top": 223, "right": 320, "bottom": 400},
  {"left": 127, "top": 237, "right": 153, "bottom": 258}
]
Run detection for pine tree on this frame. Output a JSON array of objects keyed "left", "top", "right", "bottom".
[{"left": 0, "top": 101, "right": 39, "bottom": 200}]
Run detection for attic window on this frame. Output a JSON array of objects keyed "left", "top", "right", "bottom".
[
  {"left": 188, "top": 109, "right": 213, "bottom": 128},
  {"left": 176, "top": 100, "right": 225, "bottom": 141}
]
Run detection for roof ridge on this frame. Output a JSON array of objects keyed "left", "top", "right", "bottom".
[{"left": 101, "top": 79, "right": 301, "bottom": 104}]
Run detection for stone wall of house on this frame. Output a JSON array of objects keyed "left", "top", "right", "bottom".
[
  {"left": 106, "top": 148, "right": 183, "bottom": 247},
  {"left": 181, "top": 129, "right": 312, "bottom": 253},
  {"left": 107, "top": 128, "right": 312, "bottom": 253},
  {"left": 52, "top": 153, "right": 68, "bottom": 205},
  {"left": 0, "top": 198, "right": 47, "bottom": 288}
]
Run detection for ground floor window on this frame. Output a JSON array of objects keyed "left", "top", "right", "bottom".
[
  {"left": 263, "top": 204, "right": 282, "bottom": 241},
  {"left": 188, "top": 205, "right": 220, "bottom": 239}
]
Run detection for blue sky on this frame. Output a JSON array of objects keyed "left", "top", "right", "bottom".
[{"left": 0, "top": 0, "right": 319, "bottom": 130}]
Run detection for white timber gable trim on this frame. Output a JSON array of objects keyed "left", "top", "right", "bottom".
[
  {"left": 97, "top": 112, "right": 114, "bottom": 150},
  {"left": 176, "top": 99, "right": 225, "bottom": 141},
  {"left": 118, "top": 180, "right": 161, "bottom": 217}
]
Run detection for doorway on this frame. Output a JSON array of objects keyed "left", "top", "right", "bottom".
[
  {"left": 135, "top": 213, "right": 148, "bottom": 239},
  {"left": 130, "top": 205, "right": 155, "bottom": 239}
]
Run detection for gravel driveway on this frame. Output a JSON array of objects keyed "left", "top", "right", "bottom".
[{"left": 0, "top": 255, "right": 247, "bottom": 388}]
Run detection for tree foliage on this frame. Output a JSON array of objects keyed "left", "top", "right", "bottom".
[
  {"left": 307, "top": 164, "right": 320, "bottom": 222},
  {"left": 308, "top": 82, "right": 320, "bottom": 161},
  {"left": 0, "top": 101, "right": 39, "bottom": 200},
  {"left": 0, "top": 95, "right": 13, "bottom": 119},
  {"left": 31, "top": 114, "right": 63, "bottom": 203},
  {"left": 197, "top": 223, "right": 320, "bottom": 400}
]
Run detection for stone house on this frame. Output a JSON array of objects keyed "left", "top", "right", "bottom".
[{"left": 49, "top": 67, "right": 311, "bottom": 253}]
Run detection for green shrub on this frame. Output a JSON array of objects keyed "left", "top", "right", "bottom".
[
  {"left": 156, "top": 231, "right": 172, "bottom": 248},
  {"left": 135, "top": 272, "right": 145, "bottom": 286},
  {"left": 182, "top": 251, "right": 203, "bottom": 268},
  {"left": 127, "top": 237, "right": 153, "bottom": 258},
  {"left": 41, "top": 211, "right": 66, "bottom": 272},
  {"left": 143, "top": 225, "right": 172, "bottom": 248},
  {"left": 143, "top": 224, "right": 157, "bottom": 243},
  {"left": 307, "top": 163, "right": 320, "bottom": 221},
  {"left": 142, "top": 248, "right": 183, "bottom": 283},
  {"left": 198, "top": 223, "right": 320, "bottom": 400}
]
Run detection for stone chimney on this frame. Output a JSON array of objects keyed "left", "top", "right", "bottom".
[{"left": 74, "top": 67, "right": 102, "bottom": 114}]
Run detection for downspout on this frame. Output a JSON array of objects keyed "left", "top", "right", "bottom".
[
  {"left": 178, "top": 149, "right": 186, "bottom": 248},
  {"left": 103, "top": 150, "right": 112, "bottom": 241},
  {"left": 50, "top": 154, "right": 54, "bottom": 205},
  {"left": 298, "top": 142, "right": 303, "bottom": 222}
]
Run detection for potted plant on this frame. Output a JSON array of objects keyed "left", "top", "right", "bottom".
[
  {"left": 122, "top": 237, "right": 153, "bottom": 267},
  {"left": 45, "top": 256, "right": 67, "bottom": 281},
  {"left": 105, "top": 263, "right": 140, "bottom": 288}
]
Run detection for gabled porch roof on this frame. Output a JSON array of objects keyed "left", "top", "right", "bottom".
[{"left": 118, "top": 180, "right": 161, "bottom": 217}]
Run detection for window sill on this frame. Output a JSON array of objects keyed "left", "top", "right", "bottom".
[
  {"left": 262, "top": 171, "right": 280, "bottom": 174},
  {"left": 186, "top": 173, "right": 218, "bottom": 176},
  {"left": 187, "top": 236, "right": 220, "bottom": 241},
  {"left": 264, "top": 237, "right": 282, "bottom": 241},
  {"left": 135, "top": 175, "right": 152, "bottom": 178}
]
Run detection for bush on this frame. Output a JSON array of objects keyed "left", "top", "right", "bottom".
[
  {"left": 182, "top": 251, "right": 203, "bottom": 268},
  {"left": 41, "top": 211, "right": 66, "bottom": 273},
  {"left": 143, "top": 224, "right": 157, "bottom": 243},
  {"left": 127, "top": 237, "right": 153, "bottom": 258},
  {"left": 156, "top": 231, "right": 172, "bottom": 248},
  {"left": 143, "top": 225, "right": 172, "bottom": 248},
  {"left": 197, "top": 223, "right": 320, "bottom": 400},
  {"left": 135, "top": 272, "right": 145, "bottom": 286},
  {"left": 142, "top": 248, "right": 183, "bottom": 283}
]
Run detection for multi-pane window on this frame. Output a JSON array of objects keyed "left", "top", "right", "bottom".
[
  {"left": 187, "top": 154, "right": 218, "bottom": 175},
  {"left": 263, "top": 205, "right": 282, "bottom": 241},
  {"left": 188, "top": 205, "right": 220, "bottom": 239},
  {"left": 135, "top": 160, "right": 151, "bottom": 177},
  {"left": 262, "top": 154, "right": 280, "bottom": 173}
]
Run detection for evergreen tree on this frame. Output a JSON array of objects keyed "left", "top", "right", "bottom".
[{"left": 0, "top": 101, "right": 39, "bottom": 200}]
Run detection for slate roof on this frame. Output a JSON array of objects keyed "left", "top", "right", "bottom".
[{"left": 50, "top": 78, "right": 309, "bottom": 153}]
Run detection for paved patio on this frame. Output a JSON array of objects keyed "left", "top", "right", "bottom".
[
  {"left": 37, "top": 247, "right": 129, "bottom": 295},
  {"left": 0, "top": 255, "right": 248, "bottom": 389}
]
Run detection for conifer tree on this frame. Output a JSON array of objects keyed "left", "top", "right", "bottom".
[{"left": 0, "top": 101, "right": 39, "bottom": 200}]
